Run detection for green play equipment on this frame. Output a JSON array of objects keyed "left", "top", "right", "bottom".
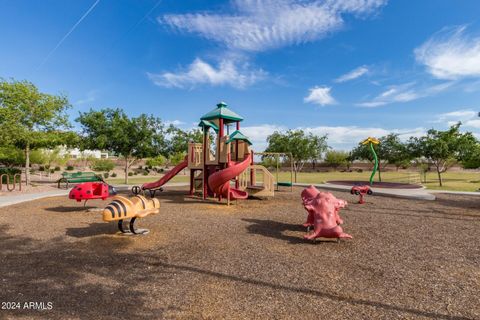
[{"left": 361, "top": 137, "right": 380, "bottom": 186}]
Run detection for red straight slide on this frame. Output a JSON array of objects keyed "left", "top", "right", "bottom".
[
  {"left": 142, "top": 156, "right": 188, "bottom": 191},
  {"left": 208, "top": 153, "right": 251, "bottom": 200}
]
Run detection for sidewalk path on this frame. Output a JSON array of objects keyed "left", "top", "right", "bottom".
[
  {"left": 0, "top": 190, "right": 70, "bottom": 208},
  {"left": 293, "top": 183, "right": 437, "bottom": 201},
  {"left": 0, "top": 182, "right": 190, "bottom": 208}
]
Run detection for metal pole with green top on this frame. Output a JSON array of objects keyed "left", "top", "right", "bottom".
[{"left": 361, "top": 137, "right": 380, "bottom": 186}]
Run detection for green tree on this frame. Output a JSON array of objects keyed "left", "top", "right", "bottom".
[
  {"left": 166, "top": 127, "right": 203, "bottom": 156},
  {"left": 91, "top": 159, "right": 115, "bottom": 172},
  {"left": 169, "top": 151, "right": 187, "bottom": 166},
  {"left": 77, "top": 108, "right": 166, "bottom": 184},
  {"left": 0, "top": 79, "right": 74, "bottom": 184},
  {"left": 265, "top": 130, "right": 328, "bottom": 182},
  {"left": 379, "top": 134, "right": 411, "bottom": 171},
  {"left": 146, "top": 155, "right": 167, "bottom": 168},
  {"left": 324, "top": 150, "right": 349, "bottom": 171},
  {"left": 408, "top": 123, "right": 475, "bottom": 186},
  {"left": 0, "top": 147, "right": 24, "bottom": 167},
  {"left": 461, "top": 142, "right": 480, "bottom": 169}
]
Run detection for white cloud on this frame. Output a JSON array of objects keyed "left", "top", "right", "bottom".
[
  {"left": 415, "top": 25, "right": 480, "bottom": 80},
  {"left": 434, "top": 109, "right": 480, "bottom": 129},
  {"left": 147, "top": 58, "right": 266, "bottom": 89},
  {"left": 75, "top": 90, "right": 98, "bottom": 105},
  {"left": 165, "top": 120, "right": 186, "bottom": 126},
  {"left": 334, "top": 65, "right": 369, "bottom": 83},
  {"left": 304, "top": 86, "right": 336, "bottom": 106},
  {"left": 161, "top": 0, "right": 386, "bottom": 52},
  {"left": 465, "top": 119, "right": 480, "bottom": 128},
  {"left": 242, "top": 124, "right": 426, "bottom": 151},
  {"left": 357, "top": 81, "right": 454, "bottom": 107}
]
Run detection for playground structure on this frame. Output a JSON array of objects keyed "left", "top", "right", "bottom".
[
  {"left": 142, "top": 102, "right": 275, "bottom": 204},
  {"left": 0, "top": 173, "right": 22, "bottom": 192},
  {"left": 350, "top": 185, "right": 373, "bottom": 204},
  {"left": 301, "top": 185, "right": 351, "bottom": 241},
  {"left": 69, "top": 182, "right": 117, "bottom": 207},
  {"left": 102, "top": 195, "right": 160, "bottom": 234},
  {"left": 255, "top": 152, "right": 294, "bottom": 192}
]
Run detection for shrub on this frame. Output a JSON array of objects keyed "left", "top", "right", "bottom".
[
  {"left": 128, "top": 172, "right": 133, "bottom": 176},
  {"left": 143, "top": 171, "right": 148, "bottom": 176},
  {"left": 324, "top": 150, "right": 349, "bottom": 171},
  {"left": 54, "top": 166, "right": 61, "bottom": 171},
  {"left": 66, "top": 165, "right": 74, "bottom": 171},
  {"left": 92, "top": 159, "right": 115, "bottom": 172},
  {"left": 50, "top": 169, "right": 55, "bottom": 174},
  {"left": 103, "top": 172, "right": 109, "bottom": 179},
  {"left": 138, "top": 165, "right": 143, "bottom": 170},
  {"left": 146, "top": 155, "right": 166, "bottom": 167},
  {"left": 39, "top": 166, "right": 45, "bottom": 172},
  {"left": 111, "top": 172, "right": 117, "bottom": 177},
  {"left": 356, "top": 169, "right": 363, "bottom": 173}
]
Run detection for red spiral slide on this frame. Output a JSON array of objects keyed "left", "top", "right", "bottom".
[
  {"left": 208, "top": 153, "right": 251, "bottom": 200},
  {"left": 142, "top": 156, "right": 188, "bottom": 191}
]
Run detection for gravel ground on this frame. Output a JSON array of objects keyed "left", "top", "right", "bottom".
[{"left": 0, "top": 187, "right": 479, "bottom": 319}]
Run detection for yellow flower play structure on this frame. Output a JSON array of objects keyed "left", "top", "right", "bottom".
[{"left": 361, "top": 137, "right": 380, "bottom": 185}]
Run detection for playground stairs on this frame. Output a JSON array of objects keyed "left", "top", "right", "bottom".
[{"left": 239, "top": 165, "right": 275, "bottom": 197}]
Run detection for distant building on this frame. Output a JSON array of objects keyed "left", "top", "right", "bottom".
[{"left": 59, "top": 147, "right": 109, "bottom": 159}]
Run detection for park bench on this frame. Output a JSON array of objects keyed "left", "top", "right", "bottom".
[{"left": 57, "top": 171, "right": 104, "bottom": 189}]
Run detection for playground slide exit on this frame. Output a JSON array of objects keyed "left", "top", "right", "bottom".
[
  {"left": 142, "top": 156, "right": 188, "bottom": 191},
  {"left": 208, "top": 153, "right": 251, "bottom": 200}
]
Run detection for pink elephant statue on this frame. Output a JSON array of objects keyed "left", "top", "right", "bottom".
[
  {"left": 301, "top": 186, "right": 346, "bottom": 227},
  {"left": 301, "top": 187, "right": 352, "bottom": 240}
]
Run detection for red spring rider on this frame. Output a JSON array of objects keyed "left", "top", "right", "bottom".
[
  {"left": 301, "top": 186, "right": 351, "bottom": 241},
  {"left": 350, "top": 185, "right": 373, "bottom": 204}
]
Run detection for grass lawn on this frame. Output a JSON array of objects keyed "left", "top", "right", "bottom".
[
  {"left": 273, "top": 170, "right": 480, "bottom": 192},
  {"left": 106, "top": 170, "right": 479, "bottom": 192},
  {"left": 106, "top": 174, "right": 189, "bottom": 185}
]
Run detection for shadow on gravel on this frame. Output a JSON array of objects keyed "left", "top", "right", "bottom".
[
  {"left": 66, "top": 222, "right": 116, "bottom": 238},
  {"left": 146, "top": 260, "right": 471, "bottom": 320},
  {"left": 365, "top": 207, "right": 480, "bottom": 221},
  {"left": 434, "top": 196, "right": 480, "bottom": 210},
  {"left": 45, "top": 206, "right": 99, "bottom": 213},
  {"left": 242, "top": 218, "right": 310, "bottom": 244},
  {"left": 0, "top": 225, "right": 172, "bottom": 319}
]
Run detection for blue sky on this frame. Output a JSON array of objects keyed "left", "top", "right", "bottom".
[{"left": 1, "top": 0, "right": 480, "bottom": 150}]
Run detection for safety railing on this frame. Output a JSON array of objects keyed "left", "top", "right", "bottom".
[{"left": 188, "top": 143, "right": 203, "bottom": 169}]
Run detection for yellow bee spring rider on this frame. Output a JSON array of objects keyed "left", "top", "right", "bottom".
[{"left": 102, "top": 195, "right": 159, "bottom": 235}]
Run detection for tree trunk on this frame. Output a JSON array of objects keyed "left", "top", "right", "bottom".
[
  {"left": 24, "top": 143, "right": 30, "bottom": 186},
  {"left": 293, "top": 162, "right": 298, "bottom": 183},
  {"left": 124, "top": 157, "right": 129, "bottom": 184},
  {"left": 437, "top": 169, "right": 443, "bottom": 186},
  {"left": 377, "top": 166, "right": 382, "bottom": 182}
]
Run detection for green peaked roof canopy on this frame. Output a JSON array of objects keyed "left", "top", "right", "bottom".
[
  {"left": 226, "top": 130, "right": 252, "bottom": 145},
  {"left": 200, "top": 102, "right": 244, "bottom": 123},
  {"left": 198, "top": 119, "right": 219, "bottom": 132}
]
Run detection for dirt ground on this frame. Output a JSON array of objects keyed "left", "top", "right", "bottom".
[{"left": 0, "top": 187, "right": 479, "bottom": 319}]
